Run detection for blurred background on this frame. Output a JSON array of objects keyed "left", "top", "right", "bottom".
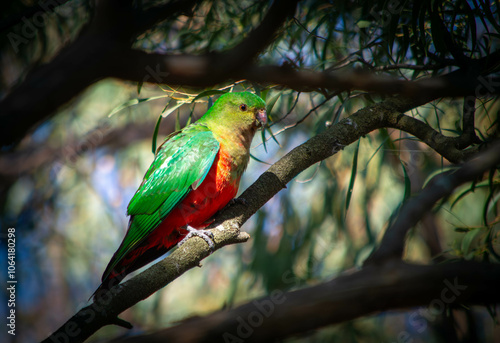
[{"left": 0, "top": 0, "right": 499, "bottom": 342}]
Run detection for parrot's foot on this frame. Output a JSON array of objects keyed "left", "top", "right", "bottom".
[{"left": 179, "top": 226, "right": 215, "bottom": 251}]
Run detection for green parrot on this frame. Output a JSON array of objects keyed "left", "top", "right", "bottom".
[{"left": 94, "top": 91, "right": 267, "bottom": 297}]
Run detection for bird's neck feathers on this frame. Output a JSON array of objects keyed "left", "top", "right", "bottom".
[{"left": 210, "top": 122, "right": 256, "bottom": 173}]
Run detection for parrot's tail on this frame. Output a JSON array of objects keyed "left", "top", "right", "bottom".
[{"left": 91, "top": 231, "right": 183, "bottom": 301}]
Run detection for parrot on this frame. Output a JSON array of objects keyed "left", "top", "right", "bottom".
[{"left": 93, "top": 91, "right": 267, "bottom": 298}]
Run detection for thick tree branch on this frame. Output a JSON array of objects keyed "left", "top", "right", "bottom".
[
  {"left": 113, "top": 261, "right": 500, "bottom": 343},
  {"left": 109, "top": 53, "right": 500, "bottom": 97},
  {"left": 459, "top": 96, "right": 481, "bottom": 149},
  {"left": 0, "top": 0, "right": 298, "bottom": 147},
  {"left": 365, "top": 140, "right": 500, "bottom": 264},
  {"left": 41, "top": 223, "right": 250, "bottom": 343},
  {"left": 2, "top": 0, "right": 499, "bottom": 148},
  {"left": 0, "top": 0, "right": 201, "bottom": 147},
  {"left": 40, "top": 77, "right": 496, "bottom": 342},
  {"left": 383, "top": 110, "right": 480, "bottom": 163}
]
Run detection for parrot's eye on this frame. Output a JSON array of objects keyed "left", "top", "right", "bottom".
[{"left": 239, "top": 104, "right": 247, "bottom": 111}]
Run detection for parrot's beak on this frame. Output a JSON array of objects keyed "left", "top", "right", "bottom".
[{"left": 256, "top": 108, "right": 267, "bottom": 127}]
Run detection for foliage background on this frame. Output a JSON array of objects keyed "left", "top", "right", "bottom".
[{"left": 0, "top": 0, "right": 499, "bottom": 342}]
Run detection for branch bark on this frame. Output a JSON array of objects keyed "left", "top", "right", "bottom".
[
  {"left": 111, "top": 261, "right": 500, "bottom": 343},
  {"left": 41, "top": 223, "right": 250, "bottom": 343},
  {"left": 41, "top": 83, "right": 495, "bottom": 342},
  {"left": 0, "top": 0, "right": 298, "bottom": 147},
  {"left": 365, "top": 140, "right": 500, "bottom": 264},
  {"left": 2, "top": 0, "right": 500, "bottom": 148}
]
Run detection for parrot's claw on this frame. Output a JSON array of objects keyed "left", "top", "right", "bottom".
[{"left": 179, "top": 226, "right": 215, "bottom": 251}]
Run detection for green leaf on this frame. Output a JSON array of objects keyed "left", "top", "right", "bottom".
[
  {"left": 357, "top": 20, "right": 371, "bottom": 29},
  {"left": 266, "top": 126, "right": 281, "bottom": 147},
  {"left": 486, "top": 228, "right": 500, "bottom": 261},
  {"left": 483, "top": 169, "right": 496, "bottom": 226},
  {"left": 422, "top": 167, "right": 459, "bottom": 188},
  {"left": 250, "top": 153, "right": 271, "bottom": 165},
  {"left": 463, "top": 1, "right": 477, "bottom": 53},
  {"left": 260, "top": 88, "right": 269, "bottom": 102},
  {"left": 430, "top": 5, "right": 447, "bottom": 54},
  {"left": 461, "top": 228, "right": 481, "bottom": 255},
  {"left": 161, "top": 101, "right": 185, "bottom": 118},
  {"left": 151, "top": 114, "right": 163, "bottom": 154},
  {"left": 400, "top": 161, "right": 412, "bottom": 203},
  {"left": 345, "top": 139, "right": 360, "bottom": 216},
  {"left": 207, "top": 96, "right": 213, "bottom": 111},
  {"left": 266, "top": 92, "right": 281, "bottom": 119},
  {"left": 260, "top": 128, "right": 267, "bottom": 153},
  {"left": 252, "top": 82, "right": 261, "bottom": 97},
  {"left": 175, "top": 110, "right": 181, "bottom": 132},
  {"left": 137, "top": 81, "right": 143, "bottom": 95},
  {"left": 365, "top": 131, "right": 390, "bottom": 168},
  {"left": 186, "top": 106, "right": 195, "bottom": 126},
  {"left": 450, "top": 180, "right": 500, "bottom": 209}
]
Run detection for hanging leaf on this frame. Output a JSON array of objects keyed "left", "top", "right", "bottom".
[
  {"left": 207, "top": 96, "right": 213, "bottom": 111},
  {"left": 151, "top": 114, "right": 163, "bottom": 154},
  {"left": 175, "top": 109, "right": 181, "bottom": 132},
  {"left": 400, "top": 161, "right": 412, "bottom": 203},
  {"left": 462, "top": 1, "right": 477, "bottom": 53},
  {"left": 461, "top": 228, "right": 482, "bottom": 256},
  {"left": 266, "top": 92, "right": 281, "bottom": 121},
  {"left": 429, "top": 4, "right": 447, "bottom": 55},
  {"left": 450, "top": 180, "right": 500, "bottom": 209},
  {"left": 260, "top": 88, "right": 270, "bottom": 101},
  {"left": 252, "top": 82, "right": 262, "bottom": 97},
  {"left": 261, "top": 128, "right": 267, "bottom": 153},
  {"left": 250, "top": 153, "right": 271, "bottom": 165},
  {"left": 483, "top": 169, "right": 496, "bottom": 226},
  {"left": 345, "top": 139, "right": 360, "bottom": 216},
  {"left": 422, "top": 167, "right": 459, "bottom": 188},
  {"left": 357, "top": 20, "right": 371, "bottom": 29},
  {"left": 161, "top": 101, "right": 185, "bottom": 118},
  {"left": 186, "top": 105, "right": 195, "bottom": 126},
  {"left": 266, "top": 126, "right": 281, "bottom": 147}
]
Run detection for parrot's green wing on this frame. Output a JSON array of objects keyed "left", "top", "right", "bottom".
[{"left": 102, "top": 125, "right": 220, "bottom": 280}]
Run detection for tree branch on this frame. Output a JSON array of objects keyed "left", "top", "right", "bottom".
[
  {"left": 0, "top": 0, "right": 200, "bottom": 148},
  {"left": 112, "top": 261, "right": 500, "bottom": 343},
  {"left": 40, "top": 75, "right": 496, "bottom": 342},
  {"left": 383, "top": 109, "right": 480, "bottom": 163},
  {"left": 0, "top": 0, "right": 298, "bottom": 147},
  {"left": 2, "top": 0, "right": 499, "bottom": 148},
  {"left": 364, "top": 140, "right": 500, "bottom": 264},
  {"left": 41, "top": 222, "right": 250, "bottom": 343},
  {"left": 109, "top": 54, "right": 500, "bottom": 98}
]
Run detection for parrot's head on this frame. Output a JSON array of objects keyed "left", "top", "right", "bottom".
[{"left": 200, "top": 91, "right": 268, "bottom": 136}]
